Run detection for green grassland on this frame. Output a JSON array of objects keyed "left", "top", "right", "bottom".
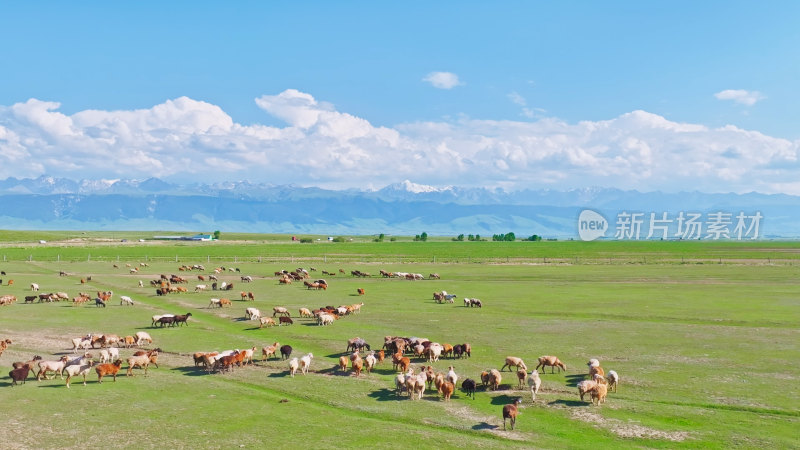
[
  {"left": 1, "top": 229, "right": 800, "bottom": 264},
  {"left": 0, "top": 236, "right": 798, "bottom": 449}
]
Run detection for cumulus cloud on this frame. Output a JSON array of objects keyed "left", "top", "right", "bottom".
[
  {"left": 255, "top": 89, "right": 328, "bottom": 129},
  {"left": 422, "top": 71, "right": 463, "bottom": 89},
  {"left": 714, "top": 89, "right": 765, "bottom": 106},
  {"left": 0, "top": 90, "right": 798, "bottom": 194}
]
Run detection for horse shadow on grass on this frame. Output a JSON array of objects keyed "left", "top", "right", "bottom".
[
  {"left": 422, "top": 393, "right": 458, "bottom": 402},
  {"left": 53, "top": 350, "right": 79, "bottom": 356},
  {"left": 316, "top": 366, "right": 351, "bottom": 377},
  {"left": 36, "top": 382, "right": 76, "bottom": 388},
  {"left": 171, "top": 366, "right": 210, "bottom": 377},
  {"left": 267, "top": 371, "right": 291, "bottom": 378},
  {"left": 367, "top": 388, "right": 404, "bottom": 402},
  {"left": 258, "top": 357, "right": 285, "bottom": 365},
  {"left": 489, "top": 392, "right": 523, "bottom": 405},
  {"left": 550, "top": 399, "right": 587, "bottom": 408},
  {"left": 472, "top": 422, "right": 499, "bottom": 431},
  {"left": 565, "top": 374, "right": 586, "bottom": 386}
]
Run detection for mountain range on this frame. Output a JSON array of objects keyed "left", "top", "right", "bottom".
[{"left": 0, "top": 176, "right": 797, "bottom": 238}]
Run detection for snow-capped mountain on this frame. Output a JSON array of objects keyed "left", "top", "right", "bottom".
[
  {"left": 383, "top": 180, "right": 454, "bottom": 194},
  {"left": 0, "top": 176, "right": 797, "bottom": 237}
]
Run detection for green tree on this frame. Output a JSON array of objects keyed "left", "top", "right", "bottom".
[
  {"left": 493, "top": 232, "right": 516, "bottom": 241},
  {"left": 213, "top": 230, "right": 221, "bottom": 240},
  {"left": 420, "top": 232, "right": 428, "bottom": 241}
]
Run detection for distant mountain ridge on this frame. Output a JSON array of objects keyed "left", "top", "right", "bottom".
[{"left": 0, "top": 176, "right": 797, "bottom": 237}]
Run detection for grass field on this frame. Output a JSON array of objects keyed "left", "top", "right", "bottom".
[
  {"left": 2, "top": 230, "right": 800, "bottom": 264},
  {"left": 0, "top": 236, "right": 798, "bottom": 449}
]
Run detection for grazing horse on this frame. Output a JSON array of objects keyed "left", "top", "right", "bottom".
[
  {"left": 279, "top": 316, "right": 294, "bottom": 326},
  {"left": 157, "top": 316, "right": 176, "bottom": 327},
  {"left": 173, "top": 313, "right": 192, "bottom": 326},
  {"left": 351, "top": 339, "right": 370, "bottom": 352}
]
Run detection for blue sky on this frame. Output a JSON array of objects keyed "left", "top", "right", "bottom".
[{"left": 1, "top": 2, "right": 798, "bottom": 193}]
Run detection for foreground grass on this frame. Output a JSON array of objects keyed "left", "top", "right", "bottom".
[{"left": 0, "top": 244, "right": 798, "bottom": 448}]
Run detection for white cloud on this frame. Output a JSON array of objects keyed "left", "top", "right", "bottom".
[
  {"left": 422, "top": 72, "right": 463, "bottom": 89},
  {"left": 506, "top": 92, "right": 541, "bottom": 119},
  {"left": 255, "top": 89, "right": 327, "bottom": 129},
  {"left": 507, "top": 91, "right": 526, "bottom": 106},
  {"left": 714, "top": 89, "right": 765, "bottom": 106},
  {"left": 0, "top": 90, "right": 798, "bottom": 194}
]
